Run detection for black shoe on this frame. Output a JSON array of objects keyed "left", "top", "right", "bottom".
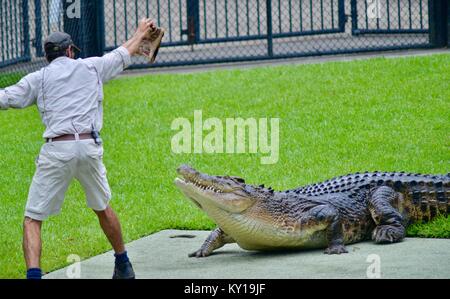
[{"left": 112, "top": 261, "right": 135, "bottom": 279}]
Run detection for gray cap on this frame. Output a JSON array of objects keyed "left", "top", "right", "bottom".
[{"left": 44, "top": 32, "right": 81, "bottom": 53}]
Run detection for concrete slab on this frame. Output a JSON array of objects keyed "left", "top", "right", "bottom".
[{"left": 44, "top": 230, "right": 450, "bottom": 279}]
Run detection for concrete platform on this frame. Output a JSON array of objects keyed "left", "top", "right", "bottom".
[{"left": 44, "top": 230, "right": 450, "bottom": 279}]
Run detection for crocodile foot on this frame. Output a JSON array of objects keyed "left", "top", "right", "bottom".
[
  {"left": 188, "top": 248, "right": 211, "bottom": 258},
  {"left": 372, "top": 224, "right": 405, "bottom": 244},
  {"left": 324, "top": 244, "right": 348, "bottom": 255}
]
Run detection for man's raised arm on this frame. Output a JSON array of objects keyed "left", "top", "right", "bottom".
[{"left": 84, "top": 18, "right": 156, "bottom": 83}]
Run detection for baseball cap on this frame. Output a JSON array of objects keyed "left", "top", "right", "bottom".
[{"left": 44, "top": 32, "right": 81, "bottom": 54}]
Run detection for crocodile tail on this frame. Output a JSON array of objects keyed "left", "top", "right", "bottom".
[{"left": 402, "top": 178, "right": 450, "bottom": 223}]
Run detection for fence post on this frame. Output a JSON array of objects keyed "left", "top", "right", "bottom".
[
  {"left": 429, "top": 0, "right": 448, "bottom": 47},
  {"left": 266, "top": 0, "right": 273, "bottom": 57},
  {"left": 185, "top": 0, "right": 200, "bottom": 44},
  {"left": 63, "top": 0, "right": 105, "bottom": 58},
  {"left": 338, "top": 0, "right": 346, "bottom": 32}
]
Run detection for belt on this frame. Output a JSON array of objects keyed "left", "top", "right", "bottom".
[{"left": 46, "top": 133, "right": 93, "bottom": 143}]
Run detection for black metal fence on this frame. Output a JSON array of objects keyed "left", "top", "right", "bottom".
[{"left": 0, "top": 0, "right": 448, "bottom": 87}]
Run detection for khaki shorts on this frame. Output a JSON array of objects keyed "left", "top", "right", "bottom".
[{"left": 25, "top": 139, "right": 112, "bottom": 221}]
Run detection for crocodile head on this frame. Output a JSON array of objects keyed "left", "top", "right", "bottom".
[{"left": 175, "top": 165, "right": 261, "bottom": 214}]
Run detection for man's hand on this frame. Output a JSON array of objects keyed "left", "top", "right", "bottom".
[
  {"left": 122, "top": 18, "right": 156, "bottom": 56},
  {"left": 137, "top": 18, "right": 156, "bottom": 36}
]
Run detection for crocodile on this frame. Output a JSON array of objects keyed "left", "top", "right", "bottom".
[{"left": 174, "top": 165, "right": 449, "bottom": 257}]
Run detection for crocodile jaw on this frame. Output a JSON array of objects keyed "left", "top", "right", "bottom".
[{"left": 175, "top": 178, "right": 254, "bottom": 214}]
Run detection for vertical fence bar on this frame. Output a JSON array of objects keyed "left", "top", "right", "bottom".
[
  {"left": 338, "top": 0, "right": 345, "bottom": 31},
  {"left": 408, "top": 0, "right": 412, "bottom": 29},
  {"left": 257, "top": 0, "right": 261, "bottom": 35},
  {"left": 288, "top": 0, "right": 292, "bottom": 32},
  {"left": 419, "top": 0, "right": 423, "bottom": 29},
  {"left": 18, "top": 0, "right": 22, "bottom": 59},
  {"left": 1, "top": 1, "right": 5, "bottom": 63},
  {"left": 350, "top": 0, "right": 358, "bottom": 34},
  {"left": 8, "top": 0, "right": 12, "bottom": 60},
  {"left": 225, "top": 0, "right": 228, "bottom": 37},
  {"left": 203, "top": 0, "right": 207, "bottom": 39},
  {"left": 14, "top": 0, "right": 18, "bottom": 59},
  {"left": 246, "top": 0, "right": 250, "bottom": 35},
  {"left": 331, "top": 0, "right": 334, "bottom": 28},
  {"left": 214, "top": 0, "right": 218, "bottom": 38},
  {"left": 124, "top": 0, "right": 128, "bottom": 40},
  {"left": 397, "top": 0, "right": 401, "bottom": 29},
  {"left": 157, "top": 0, "right": 161, "bottom": 26},
  {"left": 168, "top": 1, "right": 172, "bottom": 41},
  {"left": 5, "top": 0, "right": 8, "bottom": 60},
  {"left": 186, "top": 0, "right": 200, "bottom": 43},
  {"left": 146, "top": 0, "right": 149, "bottom": 18},
  {"left": 135, "top": 0, "right": 139, "bottom": 27},
  {"left": 299, "top": 0, "right": 303, "bottom": 31},
  {"left": 266, "top": 0, "right": 273, "bottom": 57},
  {"left": 179, "top": 0, "right": 183, "bottom": 40},
  {"left": 58, "top": 1, "right": 62, "bottom": 31},
  {"left": 113, "top": 0, "right": 117, "bottom": 47},
  {"left": 320, "top": 0, "right": 324, "bottom": 30},
  {"left": 46, "top": 0, "right": 50, "bottom": 34},
  {"left": 387, "top": 0, "right": 390, "bottom": 30},
  {"left": 364, "top": 0, "right": 368, "bottom": 29},
  {"left": 35, "top": 0, "right": 43, "bottom": 57},
  {"left": 278, "top": 0, "right": 281, "bottom": 33},
  {"left": 17, "top": 0, "right": 21, "bottom": 60},
  {"left": 310, "top": 0, "right": 313, "bottom": 30},
  {"left": 235, "top": 0, "right": 239, "bottom": 36},
  {"left": 428, "top": 0, "right": 448, "bottom": 47},
  {"left": 4, "top": 0, "right": 8, "bottom": 61},
  {"left": 23, "top": 0, "right": 30, "bottom": 60}
]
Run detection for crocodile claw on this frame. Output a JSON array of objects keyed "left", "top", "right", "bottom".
[
  {"left": 188, "top": 248, "right": 210, "bottom": 258},
  {"left": 324, "top": 245, "right": 348, "bottom": 255},
  {"left": 372, "top": 225, "right": 405, "bottom": 244}
]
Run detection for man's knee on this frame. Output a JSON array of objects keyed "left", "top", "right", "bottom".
[
  {"left": 93, "top": 205, "right": 113, "bottom": 218},
  {"left": 23, "top": 217, "right": 42, "bottom": 228}
]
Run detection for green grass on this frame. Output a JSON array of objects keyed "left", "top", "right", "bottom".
[
  {"left": 0, "top": 72, "right": 25, "bottom": 88},
  {"left": 0, "top": 54, "right": 449, "bottom": 278}
]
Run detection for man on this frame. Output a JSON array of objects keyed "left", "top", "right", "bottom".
[{"left": 0, "top": 18, "right": 159, "bottom": 279}]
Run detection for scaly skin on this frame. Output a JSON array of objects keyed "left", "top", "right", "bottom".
[{"left": 174, "top": 165, "right": 449, "bottom": 257}]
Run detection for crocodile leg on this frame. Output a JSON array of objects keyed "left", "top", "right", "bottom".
[
  {"left": 301, "top": 205, "right": 348, "bottom": 254},
  {"left": 189, "top": 228, "right": 235, "bottom": 258},
  {"left": 369, "top": 186, "right": 406, "bottom": 243}
]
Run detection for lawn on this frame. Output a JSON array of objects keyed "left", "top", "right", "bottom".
[
  {"left": 0, "top": 72, "right": 25, "bottom": 88},
  {"left": 0, "top": 54, "right": 449, "bottom": 278}
]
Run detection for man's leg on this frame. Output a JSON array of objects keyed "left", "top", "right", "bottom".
[
  {"left": 23, "top": 217, "right": 43, "bottom": 279},
  {"left": 93, "top": 206, "right": 125, "bottom": 254},
  {"left": 94, "top": 205, "right": 135, "bottom": 279},
  {"left": 78, "top": 141, "right": 134, "bottom": 278}
]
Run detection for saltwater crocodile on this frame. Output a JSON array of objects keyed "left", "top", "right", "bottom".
[{"left": 174, "top": 165, "right": 449, "bottom": 257}]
